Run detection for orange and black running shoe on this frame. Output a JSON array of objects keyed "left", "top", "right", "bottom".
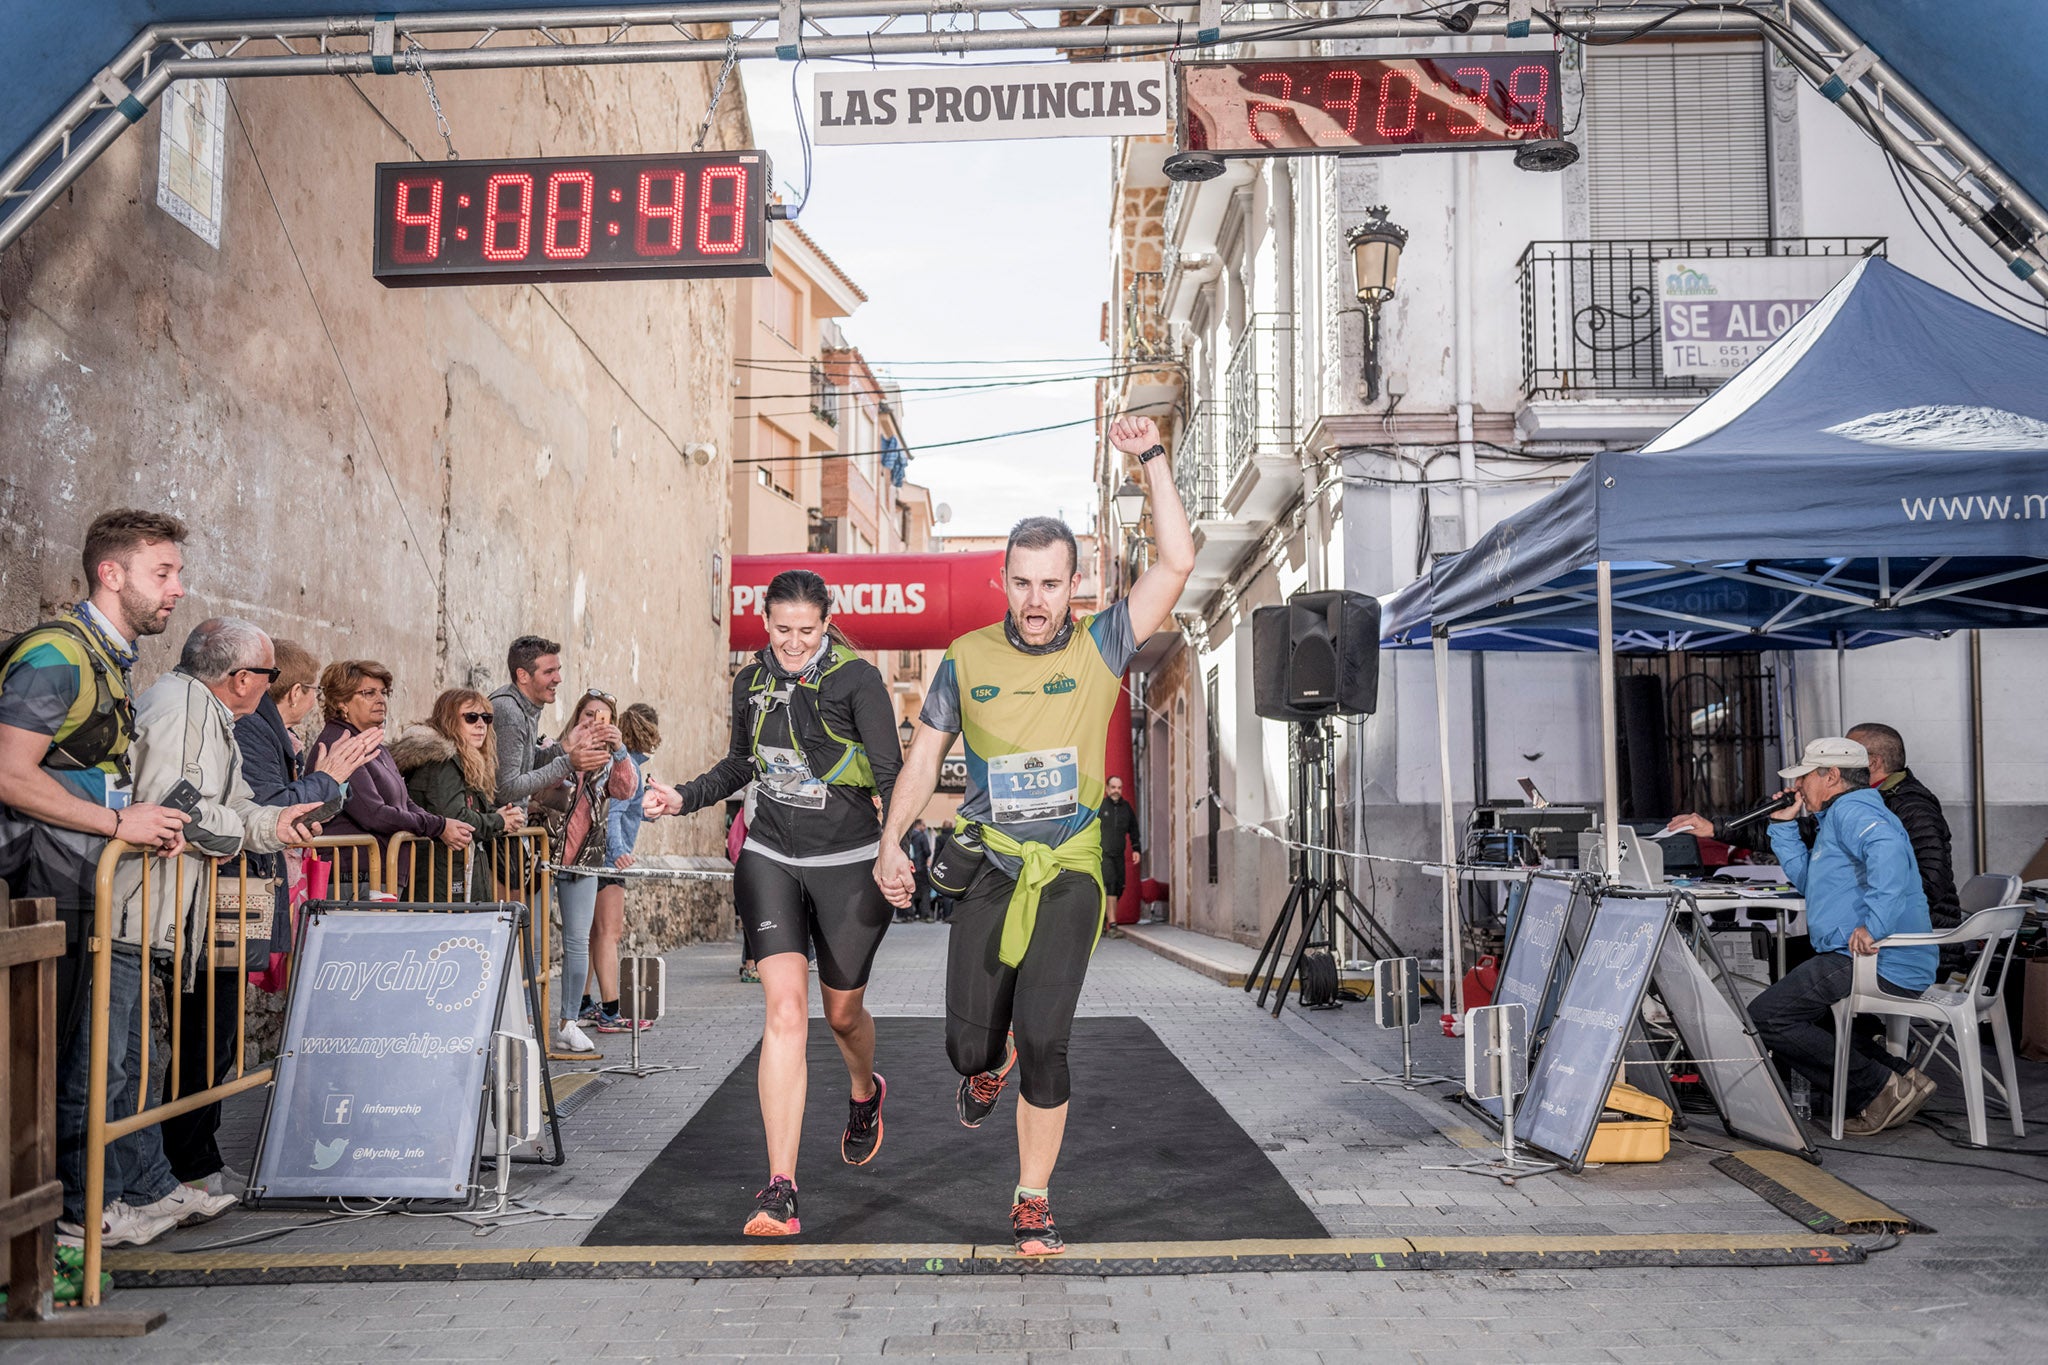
[
  {"left": 742, "top": 1176, "right": 800, "bottom": 1236},
  {"left": 956, "top": 1035, "right": 1017, "bottom": 1129},
  {"left": 842, "top": 1073, "right": 887, "bottom": 1165},
  {"left": 1011, "top": 1195, "right": 1065, "bottom": 1257}
]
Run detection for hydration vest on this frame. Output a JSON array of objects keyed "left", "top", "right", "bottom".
[
  {"left": 0, "top": 619, "right": 136, "bottom": 781},
  {"left": 744, "top": 644, "right": 877, "bottom": 792}
]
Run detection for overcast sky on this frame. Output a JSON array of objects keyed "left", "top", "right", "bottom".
[{"left": 738, "top": 59, "right": 1111, "bottom": 538}]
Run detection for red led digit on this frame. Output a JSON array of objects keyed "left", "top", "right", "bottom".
[
  {"left": 1506, "top": 64, "right": 1552, "bottom": 134},
  {"left": 390, "top": 175, "right": 443, "bottom": 264},
  {"left": 1317, "top": 69, "right": 1363, "bottom": 140},
  {"left": 543, "top": 170, "right": 595, "bottom": 260},
  {"left": 1449, "top": 66, "right": 1492, "bottom": 135},
  {"left": 1374, "top": 68, "right": 1419, "bottom": 138},
  {"left": 635, "top": 169, "right": 687, "bottom": 257},
  {"left": 481, "top": 173, "right": 533, "bottom": 261},
  {"left": 1247, "top": 71, "right": 1294, "bottom": 145},
  {"left": 696, "top": 164, "right": 748, "bottom": 255}
]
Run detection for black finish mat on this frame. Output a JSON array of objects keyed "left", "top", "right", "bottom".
[{"left": 585, "top": 1015, "right": 1327, "bottom": 1246}]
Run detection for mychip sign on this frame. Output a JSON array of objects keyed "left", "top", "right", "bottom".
[
  {"left": 252, "top": 908, "right": 517, "bottom": 1202},
  {"left": 813, "top": 64, "right": 1171, "bottom": 145},
  {"left": 1655, "top": 256, "right": 1860, "bottom": 378}
]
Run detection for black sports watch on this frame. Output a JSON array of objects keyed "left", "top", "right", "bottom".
[{"left": 1137, "top": 443, "right": 1166, "bottom": 464}]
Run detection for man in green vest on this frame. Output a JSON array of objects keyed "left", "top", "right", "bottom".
[{"left": 877, "top": 414, "right": 1193, "bottom": 1255}]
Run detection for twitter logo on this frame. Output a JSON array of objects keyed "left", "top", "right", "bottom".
[{"left": 312, "top": 1137, "right": 348, "bottom": 1170}]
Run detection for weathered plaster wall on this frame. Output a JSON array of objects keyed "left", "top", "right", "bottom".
[{"left": 0, "top": 54, "right": 754, "bottom": 944}]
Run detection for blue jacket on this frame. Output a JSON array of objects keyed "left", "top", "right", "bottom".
[
  {"left": 606, "top": 751, "right": 649, "bottom": 864},
  {"left": 1768, "top": 786, "right": 1936, "bottom": 991},
  {"left": 232, "top": 694, "right": 345, "bottom": 879}
]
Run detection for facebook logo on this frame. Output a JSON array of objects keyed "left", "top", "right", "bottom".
[{"left": 324, "top": 1094, "right": 354, "bottom": 1125}]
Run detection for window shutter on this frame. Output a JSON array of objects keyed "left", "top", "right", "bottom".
[{"left": 1585, "top": 46, "right": 1769, "bottom": 240}]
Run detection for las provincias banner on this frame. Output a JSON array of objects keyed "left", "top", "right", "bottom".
[
  {"left": 729, "top": 551, "right": 1007, "bottom": 652},
  {"left": 812, "top": 64, "right": 1171, "bottom": 145}
]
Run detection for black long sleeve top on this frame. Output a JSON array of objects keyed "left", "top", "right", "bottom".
[{"left": 671, "top": 650, "right": 902, "bottom": 860}]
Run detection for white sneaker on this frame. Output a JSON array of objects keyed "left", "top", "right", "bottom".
[
  {"left": 188, "top": 1166, "right": 245, "bottom": 1198},
  {"left": 55, "top": 1200, "right": 180, "bottom": 1248},
  {"left": 132, "top": 1182, "right": 238, "bottom": 1226},
  {"left": 556, "top": 1020, "right": 596, "bottom": 1052}
]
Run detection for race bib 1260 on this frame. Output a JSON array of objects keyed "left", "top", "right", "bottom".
[{"left": 986, "top": 747, "right": 1079, "bottom": 824}]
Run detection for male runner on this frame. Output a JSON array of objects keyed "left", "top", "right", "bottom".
[{"left": 875, "top": 413, "right": 1192, "bottom": 1255}]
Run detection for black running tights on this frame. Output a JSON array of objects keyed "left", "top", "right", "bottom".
[{"left": 945, "top": 865, "right": 1099, "bottom": 1108}]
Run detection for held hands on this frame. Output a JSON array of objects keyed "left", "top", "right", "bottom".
[
  {"left": 1769, "top": 788, "right": 1804, "bottom": 821},
  {"left": 314, "top": 727, "right": 383, "bottom": 783},
  {"left": 1107, "top": 414, "right": 1163, "bottom": 458},
  {"left": 642, "top": 780, "right": 686, "bottom": 820},
  {"left": 276, "top": 802, "right": 325, "bottom": 847},
  {"left": 872, "top": 841, "right": 916, "bottom": 909},
  {"left": 498, "top": 803, "right": 527, "bottom": 833},
  {"left": 439, "top": 818, "right": 476, "bottom": 850}
]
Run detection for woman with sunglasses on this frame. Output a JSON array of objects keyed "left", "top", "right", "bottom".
[
  {"left": 531, "top": 689, "right": 636, "bottom": 1053},
  {"left": 395, "top": 690, "right": 528, "bottom": 901},
  {"left": 643, "top": 569, "right": 902, "bottom": 1237}
]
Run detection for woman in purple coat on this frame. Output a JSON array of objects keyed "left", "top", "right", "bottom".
[{"left": 314, "top": 660, "right": 474, "bottom": 895}]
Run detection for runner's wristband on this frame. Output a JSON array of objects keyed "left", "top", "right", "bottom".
[{"left": 1138, "top": 443, "right": 1165, "bottom": 464}]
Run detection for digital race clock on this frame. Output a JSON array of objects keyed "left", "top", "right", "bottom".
[
  {"left": 372, "top": 150, "right": 772, "bottom": 287},
  {"left": 1180, "top": 54, "right": 1560, "bottom": 157}
]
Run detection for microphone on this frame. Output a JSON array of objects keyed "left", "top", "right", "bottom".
[{"left": 1721, "top": 791, "right": 1797, "bottom": 831}]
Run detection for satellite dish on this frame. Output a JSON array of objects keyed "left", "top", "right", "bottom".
[{"left": 935, "top": 503, "right": 953, "bottom": 525}]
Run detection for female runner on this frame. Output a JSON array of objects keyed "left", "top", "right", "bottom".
[{"left": 645, "top": 570, "right": 902, "bottom": 1235}]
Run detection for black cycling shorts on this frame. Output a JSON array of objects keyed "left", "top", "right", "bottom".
[
  {"left": 945, "top": 864, "right": 1101, "bottom": 1108},
  {"left": 734, "top": 849, "right": 894, "bottom": 992}
]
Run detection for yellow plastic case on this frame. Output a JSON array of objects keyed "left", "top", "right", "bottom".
[{"left": 1586, "top": 1081, "right": 1673, "bottom": 1164}]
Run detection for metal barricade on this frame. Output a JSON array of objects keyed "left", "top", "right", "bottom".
[
  {"left": 76, "top": 834, "right": 379, "bottom": 1308},
  {"left": 384, "top": 832, "right": 474, "bottom": 904},
  {"left": 475, "top": 829, "right": 556, "bottom": 1030}
]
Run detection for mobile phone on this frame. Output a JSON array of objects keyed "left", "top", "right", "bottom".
[{"left": 162, "top": 779, "right": 203, "bottom": 816}]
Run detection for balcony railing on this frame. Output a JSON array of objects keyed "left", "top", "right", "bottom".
[
  {"left": 809, "top": 361, "right": 840, "bottom": 426},
  {"left": 1223, "top": 314, "right": 1294, "bottom": 483},
  {"left": 1122, "top": 270, "right": 1175, "bottom": 364},
  {"left": 1518, "top": 237, "right": 1886, "bottom": 399},
  {"left": 1175, "top": 400, "right": 1222, "bottom": 521}
]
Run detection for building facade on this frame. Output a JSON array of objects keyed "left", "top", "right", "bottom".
[{"left": 1101, "top": 30, "right": 2048, "bottom": 955}]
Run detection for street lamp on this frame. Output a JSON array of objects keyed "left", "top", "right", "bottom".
[
  {"left": 898, "top": 718, "right": 915, "bottom": 750},
  {"left": 1111, "top": 478, "right": 1146, "bottom": 530},
  {"left": 1345, "top": 206, "right": 1408, "bottom": 404}
]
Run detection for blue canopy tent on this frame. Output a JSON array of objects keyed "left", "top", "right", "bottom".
[{"left": 1380, "top": 257, "right": 2048, "bottom": 1008}]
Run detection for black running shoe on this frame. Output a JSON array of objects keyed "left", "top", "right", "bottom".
[
  {"left": 1011, "top": 1194, "right": 1065, "bottom": 1257},
  {"left": 842, "top": 1074, "right": 887, "bottom": 1166},
  {"left": 956, "top": 1035, "right": 1017, "bottom": 1129},
  {"left": 743, "top": 1176, "right": 800, "bottom": 1236}
]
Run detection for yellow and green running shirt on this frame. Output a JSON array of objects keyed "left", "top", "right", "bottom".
[
  {"left": 920, "top": 600, "right": 1137, "bottom": 872},
  {"left": 0, "top": 608, "right": 135, "bottom": 805}
]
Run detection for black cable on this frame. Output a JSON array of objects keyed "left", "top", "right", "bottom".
[
  {"left": 1877, "top": 142, "right": 2046, "bottom": 325},
  {"left": 226, "top": 90, "right": 475, "bottom": 664},
  {"left": 788, "top": 59, "right": 814, "bottom": 216},
  {"left": 732, "top": 412, "right": 1100, "bottom": 463}
]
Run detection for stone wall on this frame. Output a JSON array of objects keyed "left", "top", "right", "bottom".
[{"left": 0, "top": 57, "right": 755, "bottom": 936}]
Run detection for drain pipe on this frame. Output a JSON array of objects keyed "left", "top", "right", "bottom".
[
  {"left": 1970, "top": 630, "right": 1987, "bottom": 874},
  {"left": 1454, "top": 151, "right": 1486, "bottom": 803}
]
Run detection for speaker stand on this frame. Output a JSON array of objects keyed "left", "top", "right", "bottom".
[{"left": 1245, "top": 718, "right": 1405, "bottom": 1018}]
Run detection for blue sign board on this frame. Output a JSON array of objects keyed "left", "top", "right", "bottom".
[
  {"left": 1517, "top": 892, "right": 1674, "bottom": 1171},
  {"left": 252, "top": 908, "right": 517, "bottom": 1202}
]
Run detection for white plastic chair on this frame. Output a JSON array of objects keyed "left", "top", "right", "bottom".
[
  {"left": 1958, "top": 873, "right": 2021, "bottom": 914},
  {"left": 1828, "top": 904, "right": 2028, "bottom": 1145}
]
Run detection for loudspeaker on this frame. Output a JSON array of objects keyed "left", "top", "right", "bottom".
[
  {"left": 1615, "top": 673, "right": 1672, "bottom": 818},
  {"left": 1252, "top": 589, "right": 1381, "bottom": 721}
]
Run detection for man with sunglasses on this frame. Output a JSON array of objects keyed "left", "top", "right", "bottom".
[{"left": 104, "top": 618, "right": 329, "bottom": 1232}]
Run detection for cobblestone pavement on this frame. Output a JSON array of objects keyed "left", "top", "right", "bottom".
[{"left": 14, "top": 924, "right": 2048, "bottom": 1363}]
